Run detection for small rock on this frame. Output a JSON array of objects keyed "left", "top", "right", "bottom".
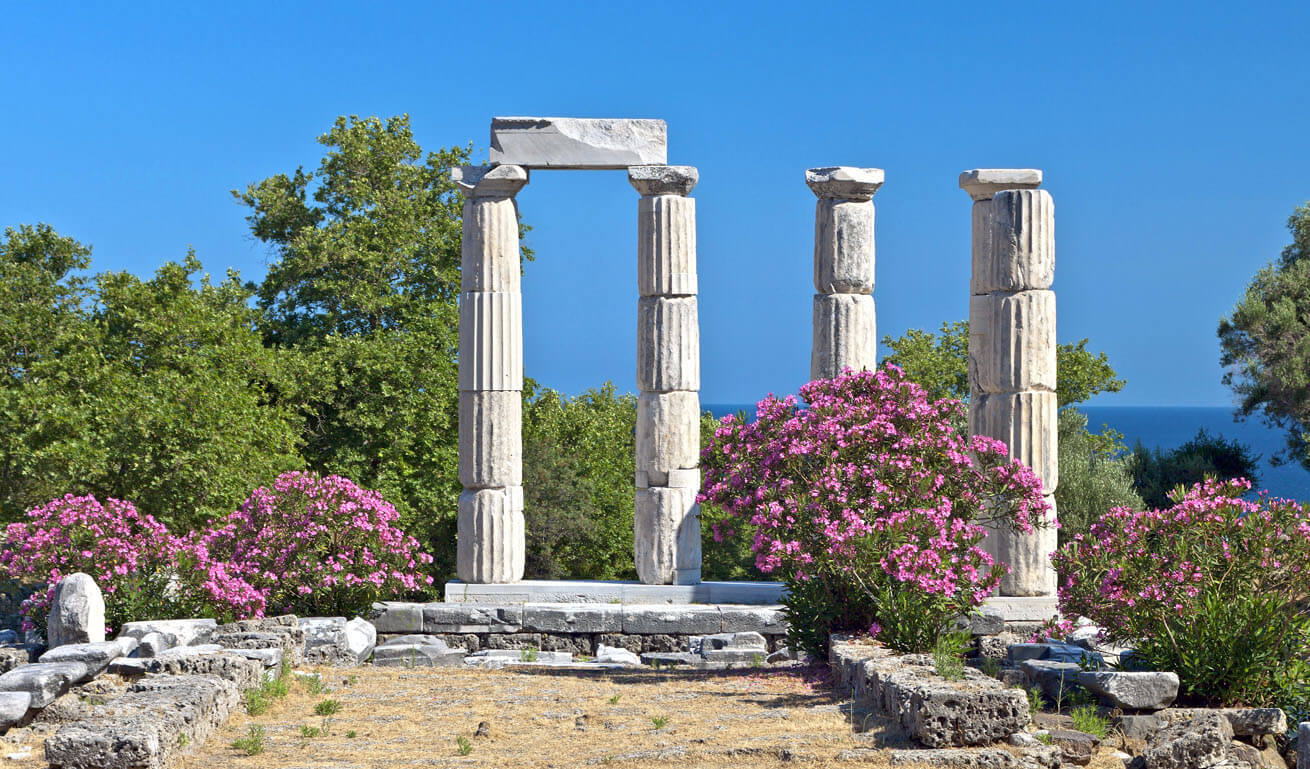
[
  {"left": 1111, "top": 751, "right": 1133, "bottom": 765},
  {"left": 474, "top": 720, "right": 490, "bottom": 738},
  {"left": 47, "top": 574, "right": 105, "bottom": 649},
  {"left": 5, "top": 749, "right": 33, "bottom": 761},
  {"left": 1008, "top": 731, "right": 1036, "bottom": 747},
  {"left": 1047, "top": 728, "right": 1099, "bottom": 766},
  {"left": 345, "top": 618, "right": 376, "bottom": 663},
  {"left": 594, "top": 644, "right": 641, "bottom": 666},
  {"left": 575, "top": 715, "right": 588, "bottom": 730}
]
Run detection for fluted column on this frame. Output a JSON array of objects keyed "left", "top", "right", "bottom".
[
  {"left": 806, "top": 167, "right": 883, "bottom": 380},
  {"left": 454, "top": 164, "right": 529, "bottom": 584},
  {"left": 960, "top": 169, "right": 1058, "bottom": 597},
  {"left": 629, "top": 165, "right": 701, "bottom": 585}
]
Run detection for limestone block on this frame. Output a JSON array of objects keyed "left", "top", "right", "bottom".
[
  {"left": 490, "top": 117, "right": 667, "bottom": 169},
  {"left": 968, "top": 290, "right": 1056, "bottom": 394},
  {"left": 637, "top": 195, "right": 697, "bottom": 297},
  {"left": 637, "top": 391, "right": 700, "bottom": 484},
  {"left": 461, "top": 196, "right": 522, "bottom": 293},
  {"left": 118, "top": 618, "right": 216, "bottom": 649},
  {"left": 970, "top": 391, "right": 1058, "bottom": 490},
  {"left": 805, "top": 167, "right": 884, "bottom": 201},
  {"left": 344, "top": 618, "right": 376, "bottom": 663},
  {"left": 522, "top": 604, "right": 624, "bottom": 634},
  {"left": 811, "top": 293, "right": 876, "bottom": 380},
  {"left": 813, "top": 199, "right": 875, "bottom": 294},
  {"left": 637, "top": 296, "right": 699, "bottom": 392},
  {"left": 959, "top": 168, "right": 1043, "bottom": 201},
  {"left": 459, "top": 391, "right": 522, "bottom": 489},
  {"left": 1078, "top": 671, "right": 1179, "bottom": 711},
  {"left": 368, "top": 602, "right": 423, "bottom": 633},
  {"left": 621, "top": 604, "right": 724, "bottom": 635},
  {"left": 423, "top": 603, "right": 523, "bottom": 633},
  {"left": 0, "top": 662, "right": 86, "bottom": 708},
  {"left": 634, "top": 487, "right": 700, "bottom": 585},
  {"left": 456, "top": 487, "right": 525, "bottom": 584},
  {"left": 976, "top": 189, "right": 1055, "bottom": 293},
  {"left": 458, "top": 291, "right": 523, "bottom": 391},
  {"left": 39, "top": 641, "right": 124, "bottom": 680},
  {"left": 451, "top": 164, "right": 528, "bottom": 199},
  {"left": 1020, "top": 659, "right": 1082, "bottom": 702},
  {"left": 48, "top": 573, "right": 105, "bottom": 649},
  {"left": 629, "top": 165, "right": 698, "bottom": 197},
  {"left": 989, "top": 495, "right": 1058, "bottom": 597},
  {"left": 0, "top": 690, "right": 29, "bottom": 731},
  {"left": 1143, "top": 713, "right": 1233, "bottom": 769}
]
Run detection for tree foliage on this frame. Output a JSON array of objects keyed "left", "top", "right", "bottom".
[
  {"left": 1218, "top": 202, "right": 1310, "bottom": 469},
  {"left": 1055, "top": 409, "right": 1143, "bottom": 543},
  {"left": 1128, "top": 429, "right": 1261, "bottom": 510}
]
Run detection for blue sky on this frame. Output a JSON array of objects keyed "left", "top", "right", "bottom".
[{"left": 3, "top": 1, "right": 1307, "bottom": 407}]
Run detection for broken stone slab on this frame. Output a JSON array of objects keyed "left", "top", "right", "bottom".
[
  {"left": 1046, "top": 728, "right": 1099, "bottom": 766},
  {"left": 372, "top": 636, "right": 467, "bottom": 668},
  {"left": 489, "top": 117, "right": 667, "bottom": 169},
  {"left": 885, "top": 746, "right": 1061, "bottom": 767},
  {"left": 424, "top": 603, "right": 524, "bottom": 633},
  {"left": 959, "top": 169, "right": 1043, "bottom": 202},
  {"left": 465, "top": 649, "right": 573, "bottom": 665},
  {"left": 224, "top": 647, "right": 283, "bottom": 669},
  {"left": 0, "top": 690, "right": 31, "bottom": 731},
  {"left": 692, "top": 632, "right": 767, "bottom": 654},
  {"left": 953, "top": 606, "right": 1006, "bottom": 636},
  {"left": 133, "top": 632, "right": 166, "bottom": 658},
  {"left": 641, "top": 652, "right": 697, "bottom": 666},
  {"left": 1020, "top": 660, "right": 1083, "bottom": 703},
  {"left": 1116, "top": 713, "right": 1167, "bottom": 740},
  {"left": 594, "top": 644, "right": 641, "bottom": 666},
  {"left": 39, "top": 641, "right": 126, "bottom": 680},
  {"left": 44, "top": 673, "right": 240, "bottom": 769},
  {"left": 117, "top": 618, "right": 216, "bottom": 648},
  {"left": 1078, "top": 671, "right": 1179, "bottom": 711},
  {"left": 139, "top": 648, "right": 262, "bottom": 691},
  {"left": 0, "top": 662, "right": 87, "bottom": 708},
  {"left": 1143, "top": 713, "right": 1235, "bottom": 769},
  {"left": 106, "top": 658, "right": 146, "bottom": 677},
  {"left": 1008, "top": 641, "right": 1096, "bottom": 665},
  {"left": 1161, "top": 707, "right": 1287, "bottom": 737},
  {"left": 369, "top": 602, "right": 423, "bottom": 633},
  {"left": 47, "top": 573, "right": 106, "bottom": 649},
  {"left": 345, "top": 618, "right": 376, "bottom": 663},
  {"left": 521, "top": 604, "right": 623, "bottom": 634},
  {"left": 299, "top": 617, "right": 349, "bottom": 661}
]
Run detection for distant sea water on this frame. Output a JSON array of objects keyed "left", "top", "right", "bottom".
[{"left": 704, "top": 403, "right": 1310, "bottom": 503}]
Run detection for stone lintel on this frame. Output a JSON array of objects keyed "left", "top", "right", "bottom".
[
  {"left": 628, "top": 165, "right": 698, "bottom": 197},
  {"left": 489, "top": 117, "right": 667, "bottom": 169},
  {"left": 453, "top": 165, "right": 529, "bottom": 198},
  {"left": 806, "top": 167, "right": 884, "bottom": 200},
  {"left": 959, "top": 168, "right": 1043, "bottom": 201}
]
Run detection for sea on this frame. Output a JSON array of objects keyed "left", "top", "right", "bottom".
[{"left": 703, "top": 403, "right": 1310, "bottom": 503}]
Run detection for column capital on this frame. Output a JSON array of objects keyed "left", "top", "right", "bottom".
[
  {"left": 958, "top": 168, "right": 1042, "bottom": 201},
  {"left": 453, "top": 164, "right": 529, "bottom": 198},
  {"left": 805, "top": 167, "right": 884, "bottom": 201},
  {"left": 628, "top": 165, "right": 698, "bottom": 197}
]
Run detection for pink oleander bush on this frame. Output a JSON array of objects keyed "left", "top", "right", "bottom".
[
  {"left": 699, "top": 366, "right": 1051, "bottom": 656},
  {"left": 201, "top": 471, "right": 434, "bottom": 618},
  {"left": 1053, "top": 478, "right": 1310, "bottom": 706},
  {"left": 0, "top": 494, "right": 263, "bottom": 633}
]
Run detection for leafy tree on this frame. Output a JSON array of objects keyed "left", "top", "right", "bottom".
[
  {"left": 521, "top": 382, "right": 637, "bottom": 580},
  {"left": 1129, "top": 429, "right": 1261, "bottom": 509},
  {"left": 0, "top": 226, "right": 301, "bottom": 529},
  {"left": 1218, "top": 202, "right": 1310, "bottom": 469},
  {"left": 1055, "top": 409, "right": 1143, "bottom": 543},
  {"left": 235, "top": 115, "right": 486, "bottom": 582}
]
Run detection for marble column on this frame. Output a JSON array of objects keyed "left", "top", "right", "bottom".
[
  {"left": 959, "top": 169, "right": 1058, "bottom": 597},
  {"left": 454, "top": 164, "right": 529, "bottom": 584},
  {"left": 629, "top": 165, "right": 702, "bottom": 585},
  {"left": 806, "top": 167, "right": 884, "bottom": 380}
]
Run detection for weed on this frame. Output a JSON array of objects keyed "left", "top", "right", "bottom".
[
  {"left": 244, "top": 688, "right": 269, "bottom": 716},
  {"left": 346, "top": 729, "right": 357, "bottom": 738},
  {"left": 315, "top": 698, "right": 343, "bottom": 716},
  {"left": 520, "top": 647, "right": 539, "bottom": 662},
  {"left": 651, "top": 715, "right": 669, "bottom": 729},
  {"left": 932, "top": 633, "right": 968, "bottom": 681},
  {"left": 608, "top": 694, "right": 621, "bottom": 705},
  {"left": 1070, "top": 704, "right": 1109, "bottom": 738},
  {"left": 300, "top": 724, "right": 322, "bottom": 739},
  {"left": 457, "top": 735, "right": 473, "bottom": 756},
  {"left": 264, "top": 675, "right": 289, "bottom": 699},
  {"left": 980, "top": 657, "right": 1002, "bottom": 679},
  {"left": 346, "top": 674, "right": 359, "bottom": 686},
  {"left": 751, "top": 653, "right": 765, "bottom": 668},
  {"left": 232, "top": 724, "right": 266, "bottom": 756},
  {"left": 177, "top": 733, "right": 190, "bottom": 748},
  {"left": 1023, "top": 685, "right": 1045, "bottom": 715},
  {"left": 298, "top": 673, "right": 326, "bottom": 695},
  {"left": 1035, "top": 731, "right": 1053, "bottom": 745}
]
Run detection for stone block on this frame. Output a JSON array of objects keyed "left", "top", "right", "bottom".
[
  {"left": 622, "top": 605, "right": 723, "bottom": 635},
  {"left": 636, "top": 391, "right": 700, "bottom": 484},
  {"left": 596, "top": 644, "right": 642, "bottom": 666},
  {"left": 1143, "top": 713, "right": 1234, "bottom": 769},
  {"left": 874, "top": 665, "right": 1032, "bottom": 748},
  {"left": 953, "top": 606, "right": 1006, "bottom": 636},
  {"left": 1020, "top": 659, "right": 1083, "bottom": 703},
  {"left": 717, "top": 606, "right": 787, "bottom": 634},
  {"left": 814, "top": 199, "right": 875, "bottom": 294},
  {"left": 0, "top": 647, "right": 26, "bottom": 673},
  {"left": 423, "top": 603, "right": 523, "bottom": 633},
  {"left": 368, "top": 602, "right": 423, "bottom": 633},
  {"left": 811, "top": 293, "right": 875, "bottom": 380},
  {"left": 805, "top": 167, "right": 884, "bottom": 201},
  {"left": 976, "top": 189, "right": 1055, "bottom": 293},
  {"left": 0, "top": 662, "right": 86, "bottom": 708},
  {"left": 1079, "top": 671, "right": 1179, "bottom": 711},
  {"left": 522, "top": 604, "right": 622, "bottom": 634},
  {"left": 457, "top": 487, "right": 525, "bottom": 584},
  {"left": 106, "top": 658, "right": 146, "bottom": 677},
  {"left": 970, "top": 390, "right": 1059, "bottom": 490},
  {"left": 458, "top": 291, "right": 523, "bottom": 391},
  {"left": 371, "top": 641, "right": 468, "bottom": 668},
  {"left": 459, "top": 390, "right": 522, "bottom": 489},
  {"left": 959, "top": 169, "right": 1043, "bottom": 202},
  {"left": 0, "top": 690, "right": 29, "bottom": 731},
  {"left": 465, "top": 649, "right": 573, "bottom": 665},
  {"left": 1162, "top": 708, "right": 1288, "bottom": 737},
  {"left": 117, "top": 618, "right": 216, "bottom": 649},
  {"left": 299, "top": 617, "right": 349, "bottom": 663},
  {"left": 47, "top": 573, "right": 105, "bottom": 649},
  {"left": 637, "top": 296, "right": 699, "bottom": 392},
  {"left": 637, "top": 194, "right": 696, "bottom": 296},
  {"left": 225, "top": 647, "right": 283, "bottom": 668},
  {"left": 629, "top": 165, "right": 698, "bottom": 197},
  {"left": 1116, "top": 713, "right": 1166, "bottom": 741},
  {"left": 140, "top": 649, "right": 263, "bottom": 691},
  {"left": 968, "top": 290, "right": 1057, "bottom": 394},
  {"left": 452, "top": 164, "right": 529, "bottom": 198},
  {"left": 345, "top": 618, "right": 376, "bottom": 663},
  {"left": 634, "top": 487, "right": 700, "bottom": 585},
  {"left": 1047, "top": 728, "right": 1099, "bottom": 766},
  {"left": 461, "top": 196, "right": 523, "bottom": 292},
  {"left": 39, "top": 641, "right": 124, "bottom": 680},
  {"left": 490, "top": 117, "right": 667, "bottom": 169}
]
